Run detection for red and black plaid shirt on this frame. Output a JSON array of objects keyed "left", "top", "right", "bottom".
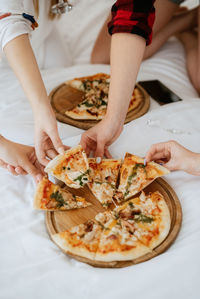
[{"left": 108, "top": 0, "right": 155, "bottom": 45}]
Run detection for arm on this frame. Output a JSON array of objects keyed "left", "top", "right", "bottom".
[
  {"left": 81, "top": 0, "right": 155, "bottom": 158},
  {"left": 3, "top": 34, "right": 66, "bottom": 166}
]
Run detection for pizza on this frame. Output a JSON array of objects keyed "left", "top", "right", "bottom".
[
  {"left": 40, "top": 147, "right": 172, "bottom": 264},
  {"left": 114, "top": 153, "right": 170, "bottom": 202},
  {"left": 45, "top": 145, "right": 89, "bottom": 189},
  {"left": 52, "top": 191, "right": 170, "bottom": 262},
  {"left": 34, "top": 177, "right": 91, "bottom": 211},
  {"left": 87, "top": 158, "right": 121, "bottom": 208},
  {"left": 65, "top": 73, "right": 143, "bottom": 120}
]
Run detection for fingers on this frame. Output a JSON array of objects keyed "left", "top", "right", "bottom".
[
  {"left": 64, "top": 145, "right": 70, "bottom": 151},
  {"left": 50, "top": 129, "right": 64, "bottom": 155},
  {"left": 46, "top": 149, "right": 58, "bottom": 160},
  {"left": 95, "top": 139, "right": 105, "bottom": 159},
  {"left": 15, "top": 166, "right": 27, "bottom": 175},
  {"left": 22, "top": 157, "right": 43, "bottom": 183},
  {"left": 7, "top": 165, "right": 18, "bottom": 176},
  {"left": 145, "top": 142, "right": 170, "bottom": 163},
  {"left": 104, "top": 147, "right": 112, "bottom": 159},
  {"left": 80, "top": 134, "right": 96, "bottom": 157}
]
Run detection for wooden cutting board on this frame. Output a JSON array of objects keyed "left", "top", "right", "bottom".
[
  {"left": 46, "top": 178, "right": 182, "bottom": 268},
  {"left": 49, "top": 83, "right": 150, "bottom": 130}
]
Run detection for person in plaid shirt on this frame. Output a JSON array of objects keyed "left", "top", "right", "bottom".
[{"left": 82, "top": 0, "right": 199, "bottom": 159}]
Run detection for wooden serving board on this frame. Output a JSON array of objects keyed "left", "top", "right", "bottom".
[
  {"left": 46, "top": 178, "right": 182, "bottom": 268},
  {"left": 49, "top": 82, "right": 150, "bottom": 130}
]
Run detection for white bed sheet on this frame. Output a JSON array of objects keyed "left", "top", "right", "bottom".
[
  {"left": 0, "top": 98, "right": 200, "bottom": 299},
  {"left": 0, "top": 53, "right": 200, "bottom": 298}
]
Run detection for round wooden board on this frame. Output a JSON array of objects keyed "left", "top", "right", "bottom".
[
  {"left": 46, "top": 178, "right": 182, "bottom": 268},
  {"left": 49, "top": 82, "right": 150, "bottom": 130}
]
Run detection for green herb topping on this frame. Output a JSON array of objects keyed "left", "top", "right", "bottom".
[
  {"left": 50, "top": 191, "right": 68, "bottom": 208},
  {"left": 134, "top": 214, "right": 154, "bottom": 223},
  {"left": 128, "top": 202, "right": 135, "bottom": 209},
  {"left": 124, "top": 163, "right": 147, "bottom": 197},
  {"left": 97, "top": 221, "right": 109, "bottom": 230}
]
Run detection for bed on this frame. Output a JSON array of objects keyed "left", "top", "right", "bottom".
[{"left": 0, "top": 1, "right": 199, "bottom": 298}]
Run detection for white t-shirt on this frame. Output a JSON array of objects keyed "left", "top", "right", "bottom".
[{"left": 0, "top": 0, "right": 114, "bottom": 69}]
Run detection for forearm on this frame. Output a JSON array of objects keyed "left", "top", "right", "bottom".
[
  {"left": 4, "top": 34, "right": 49, "bottom": 112},
  {"left": 106, "top": 33, "right": 145, "bottom": 125}
]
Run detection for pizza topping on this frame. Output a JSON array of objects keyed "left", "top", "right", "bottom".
[
  {"left": 121, "top": 220, "right": 135, "bottom": 234},
  {"left": 107, "top": 234, "right": 117, "bottom": 241},
  {"left": 73, "top": 169, "right": 90, "bottom": 186},
  {"left": 50, "top": 191, "right": 68, "bottom": 208},
  {"left": 134, "top": 214, "right": 154, "bottom": 224},
  {"left": 124, "top": 163, "right": 147, "bottom": 198},
  {"left": 85, "top": 221, "right": 94, "bottom": 232}
]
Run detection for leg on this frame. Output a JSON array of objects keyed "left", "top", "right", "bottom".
[
  {"left": 178, "top": 29, "right": 200, "bottom": 95},
  {"left": 144, "top": 3, "right": 197, "bottom": 59},
  {"left": 91, "top": 0, "right": 180, "bottom": 64}
]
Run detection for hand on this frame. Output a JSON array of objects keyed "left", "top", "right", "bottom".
[
  {"left": 0, "top": 136, "right": 44, "bottom": 182},
  {"left": 145, "top": 140, "right": 200, "bottom": 176},
  {"left": 34, "top": 103, "right": 69, "bottom": 166},
  {"left": 80, "top": 117, "right": 123, "bottom": 159}
]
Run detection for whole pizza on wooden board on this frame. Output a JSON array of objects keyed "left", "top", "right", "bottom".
[
  {"left": 64, "top": 73, "right": 144, "bottom": 120},
  {"left": 50, "top": 73, "right": 150, "bottom": 129},
  {"left": 34, "top": 145, "right": 176, "bottom": 264}
]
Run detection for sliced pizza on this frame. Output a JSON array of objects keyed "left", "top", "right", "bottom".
[
  {"left": 65, "top": 73, "right": 143, "bottom": 120},
  {"left": 52, "top": 219, "right": 104, "bottom": 260},
  {"left": 113, "top": 191, "right": 171, "bottom": 250},
  {"left": 34, "top": 177, "right": 91, "bottom": 211},
  {"left": 94, "top": 211, "right": 151, "bottom": 262},
  {"left": 114, "top": 153, "right": 170, "bottom": 202},
  {"left": 87, "top": 158, "right": 121, "bottom": 208},
  {"left": 45, "top": 145, "right": 89, "bottom": 189}
]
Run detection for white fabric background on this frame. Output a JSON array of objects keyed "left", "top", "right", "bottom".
[
  {"left": 0, "top": 60, "right": 200, "bottom": 299},
  {"left": 0, "top": 0, "right": 200, "bottom": 298}
]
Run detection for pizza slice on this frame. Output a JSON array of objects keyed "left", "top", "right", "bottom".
[
  {"left": 114, "top": 153, "right": 170, "bottom": 202},
  {"left": 34, "top": 177, "right": 91, "bottom": 211},
  {"left": 45, "top": 145, "right": 89, "bottom": 189},
  {"left": 113, "top": 191, "right": 171, "bottom": 250},
  {"left": 52, "top": 218, "right": 104, "bottom": 260},
  {"left": 87, "top": 158, "right": 121, "bottom": 208},
  {"left": 94, "top": 210, "right": 151, "bottom": 262}
]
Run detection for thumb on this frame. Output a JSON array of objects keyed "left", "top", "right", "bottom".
[
  {"left": 23, "top": 157, "right": 43, "bottom": 182},
  {"left": 49, "top": 129, "right": 64, "bottom": 154}
]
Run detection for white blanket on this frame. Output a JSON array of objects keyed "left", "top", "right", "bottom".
[{"left": 0, "top": 55, "right": 200, "bottom": 299}]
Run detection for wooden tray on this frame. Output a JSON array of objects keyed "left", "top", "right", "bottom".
[
  {"left": 46, "top": 178, "right": 182, "bottom": 268},
  {"left": 49, "top": 82, "right": 150, "bottom": 130}
]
